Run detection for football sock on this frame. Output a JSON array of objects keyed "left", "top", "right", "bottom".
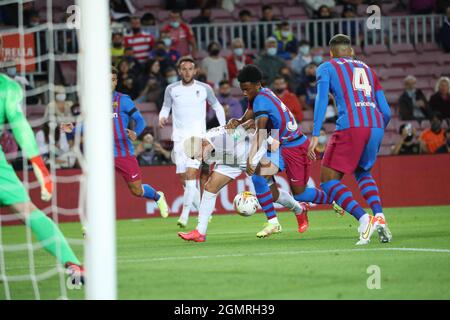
[
  {"left": 26, "top": 210, "right": 81, "bottom": 266},
  {"left": 252, "top": 175, "right": 277, "bottom": 221},
  {"left": 321, "top": 180, "right": 366, "bottom": 221},
  {"left": 275, "top": 189, "right": 302, "bottom": 214},
  {"left": 192, "top": 187, "right": 201, "bottom": 211},
  {"left": 196, "top": 190, "right": 218, "bottom": 235},
  {"left": 180, "top": 180, "right": 197, "bottom": 223},
  {"left": 355, "top": 171, "right": 383, "bottom": 215},
  {"left": 293, "top": 187, "right": 331, "bottom": 204},
  {"left": 142, "top": 184, "right": 160, "bottom": 201}
]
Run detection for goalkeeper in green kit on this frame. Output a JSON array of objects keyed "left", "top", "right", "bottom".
[{"left": 0, "top": 73, "right": 84, "bottom": 285}]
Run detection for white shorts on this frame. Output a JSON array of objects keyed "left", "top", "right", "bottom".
[
  {"left": 213, "top": 164, "right": 243, "bottom": 180},
  {"left": 173, "top": 140, "right": 201, "bottom": 174}
]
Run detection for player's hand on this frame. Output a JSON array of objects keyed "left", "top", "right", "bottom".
[
  {"left": 30, "top": 156, "right": 53, "bottom": 201},
  {"left": 307, "top": 136, "right": 319, "bottom": 161},
  {"left": 246, "top": 159, "right": 256, "bottom": 176},
  {"left": 159, "top": 117, "right": 168, "bottom": 128},
  {"left": 60, "top": 123, "right": 74, "bottom": 133},
  {"left": 268, "top": 138, "right": 280, "bottom": 152},
  {"left": 126, "top": 129, "right": 137, "bottom": 141},
  {"left": 225, "top": 118, "right": 240, "bottom": 129}
]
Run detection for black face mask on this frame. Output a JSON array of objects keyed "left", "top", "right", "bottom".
[
  {"left": 274, "top": 88, "right": 284, "bottom": 94},
  {"left": 210, "top": 49, "right": 220, "bottom": 56},
  {"left": 431, "top": 122, "right": 441, "bottom": 133},
  {"left": 404, "top": 135, "right": 413, "bottom": 143},
  {"left": 132, "top": 27, "right": 141, "bottom": 34},
  {"left": 113, "top": 42, "right": 122, "bottom": 48},
  {"left": 221, "top": 92, "right": 231, "bottom": 97},
  {"left": 307, "top": 75, "right": 316, "bottom": 82}
]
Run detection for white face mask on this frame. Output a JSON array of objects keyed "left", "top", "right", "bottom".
[
  {"left": 318, "top": 135, "right": 327, "bottom": 145},
  {"left": 234, "top": 48, "right": 244, "bottom": 56},
  {"left": 267, "top": 47, "right": 277, "bottom": 56},
  {"left": 281, "top": 31, "right": 290, "bottom": 38},
  {"left": 56, "top": 93, "right": 66, "bottom": 102}
]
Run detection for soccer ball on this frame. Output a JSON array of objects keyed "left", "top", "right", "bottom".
[{"left": 233, "top": 191, "right": 259, "bottom": 217}]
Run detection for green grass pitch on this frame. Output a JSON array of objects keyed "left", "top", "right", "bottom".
[{"left": 1, "top": 206, "right": 450, "bottom": 300}]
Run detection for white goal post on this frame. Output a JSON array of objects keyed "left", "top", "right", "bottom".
[{"left": 79, "top": 0, "right": 117, "bottom": 300}]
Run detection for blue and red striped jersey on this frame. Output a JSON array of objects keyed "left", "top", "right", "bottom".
[
  {"left": 112, "top": 91, "right": 146, "bottom": 157},
  {"left": 313, "top": 57, "right": 391, "bottom": 136},
  {"left": 251, "top": 87, "right": 307, "bottom": 147}
]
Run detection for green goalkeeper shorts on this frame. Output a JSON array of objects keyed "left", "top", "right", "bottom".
[{"left": 0, "top": 152, "right": 30, "bottom": 206}]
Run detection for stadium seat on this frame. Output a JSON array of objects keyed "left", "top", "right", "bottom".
[
  {"left": 183, "top": 9, "right": 201, "bottom": 22},
  {"left": 379, "top": 145, "right": 392, "bottom": 156},
  {"left": 282, "top": 6, "right": 308, "bottom": 20},
  {"left": 137, "top": 102, "right": 158, "bottom": 113},
  {"left": 389, "top": 43, "right": 415, "bottom": 54},
  {"left": 363, "top": 45, "right": 390, "bottom": 56}
]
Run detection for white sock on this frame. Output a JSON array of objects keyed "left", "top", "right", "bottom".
[
  {"left": 180, "top": 180, "right": 198, "bottom": 223},
  {"left": 358, "top": 213, "right": 370, "bottom": 232},
  {"left": 192, "top": 187, "right": 201, "bottom": 211},
  {"left": 268, "top": 217, "right": 279, "bottom": 225},
  {"left": 197, "top": 191, "right": 218, "bottom": 235},
  {"left": 275, "top": 190, "right": 302, "bottom": 214},
  {"left": 374, "top": 212, "right": 385, "bottom": 219}
]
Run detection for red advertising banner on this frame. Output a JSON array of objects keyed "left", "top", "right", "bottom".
[
  {"left": 1, "top": 154, "right": 450, "bottom": 224},
  {"left": 0, "top": 33, "right": 36, "bottom": 72}
]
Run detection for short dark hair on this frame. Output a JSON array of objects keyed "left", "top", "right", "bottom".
[
  {"left": 279, "top": 21, "right": 289, "bottom": 28},
  {"left": 111, "top": 66, "right": 119, "bottom": 75},
  {"left": 262, "top": 5, "right": 272, "bottom": 12},
  {"left": 431, "top": 111, "right": 443, "bottom": 121},
  {"left": 239, "top": 9, "right": 251, "bottom": 17},
  {"left": 170, "top": 8, "right": 182, "bottom": 15},
  {"left": 218, "top": 80, "right": 229, "bottom": 87},
  {"left": 141, "top": 12, "right": 155, "bottom": 21},
  {"left": 329, "top": 34, "right": 351, "bottom": 47},
  {"left": 177, "top": 56, "right": 196, "bottom": 68},
  {"left": 237, "top": 64, "right": 263, "bottom": 83}
]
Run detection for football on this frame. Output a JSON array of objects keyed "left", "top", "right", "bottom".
[{"left": 233, "top": 191, "right": 259, "bottom": 217}]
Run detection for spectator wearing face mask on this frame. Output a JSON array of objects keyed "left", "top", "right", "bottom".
[
  {"left": 296, "top": 63, "right": 318, "bottom": 109},
  {"left": 233, "top": 10, "right": 257, "bottom": 48},
  {"left": 255, "top": 37, "right": 286, "bottom": 86},
  {"left": 45, "top": 85, "right": 74, "bottom": 123},
  {"left": 215, "top": 80, "right": 243, "bottom": 121},
  {"left": 429, "top": 77, "right": 450, "bottom": 121},
  {"left": 227, "top": 38, "right": 254, "bottom": 87},
  {"left": 391, "top": 123, "right": 421, "bottom": 155},
  {"left": 111, "top": 32, "right": 125, "bottom": 67},
  {"left": 292, "top": 40, "right": 313, "bottom": 82},
  {"left": 399, "top": 75, "right": 430, "bottom": 122},
  {"left": 201, "top": 42, "right": 229, "bottom": 88},
  {"left": 123, "top": 16, "right": 155, "bottom": 64},
  {"left": 116, "top": 59, "right": 140, "bottom": 99},
  {"left": 163, "top": 67, "right": 179, "bottom": 87},
  {"left": 272, "top": 76, "right": 303, "bottom": 123},
  {"left": 315, "top": 129, "right": 328, "bottom": 159},
  {"left": 273, "top": 22, "right": 298, "bottom": 60},
  {"left": 36, "top": 122, "right": 76, "bottom": 168},
  {"left": 420, "top": 112, "right": 447, "bottom": 154},
  {"left": 141, "top": 12, "right": 156, "bottom": 26},
  {"left": 135, "top": 133, "right": 172, "bottom": 166},
  {"left": 122, "top": 47, "right": 141, "bottom": 75},
  {"left": 150, "top": 36, "right": 180, "bottom": 72},
  {"left": 309, "top": 5, "right": 334, "bottom": 47},
  {"left": 278, "top": 66, "right": 297, "bottom": 93},
  {"left": 161, "top": 9, "right": 197, "bottom": 57}
]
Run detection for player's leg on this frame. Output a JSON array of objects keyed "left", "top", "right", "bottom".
[
  {"left": 355, "top": 128, "right": 392, "bottom": 243},
  {"left": 117, "top": 156, "right": 169, "bottom": 217},
  {"left": 178, "top": 166, "right": 200, "bottom": 228},
  {"left": 179, "top": 166, "right": 236, "bottom": 242},
  {"left": 320, "top": 129, "right": 378, "bottom": 245},
  {"left": 0, "top": 157, "right": 83, "bottom": 281},
  {"left": 193, "top": 162, "right": 210, "bottom": 211},
  {"left": 268, "top": 177, "right": 303, "bottom": 216}
]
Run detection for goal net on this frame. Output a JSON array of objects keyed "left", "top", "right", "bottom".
[{"left": 0, "top": 0, "right": 116, "bottom": 300}]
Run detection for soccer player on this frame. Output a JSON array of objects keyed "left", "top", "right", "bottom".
[
  {"left": 227, "top": 65, "right": 338, "bottom": 238},
  {"left": 0, "top": 73, "right": 83, "bottom": 284},
  {"left": 178, "top": 120, "right": 307, "bottom": 242},
  {"left": 307, "top": 34, "right": 392, "bottom": 245},
  {"left": 159, "top": 57, "right": 226, "bottom": 228},
  {"left": 62, "top": 67, "right": 168, "bottom": 220}
]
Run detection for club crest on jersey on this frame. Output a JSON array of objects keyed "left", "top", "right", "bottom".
[{"left": 112, "top": 112, "right": 119, "bottom": 118}]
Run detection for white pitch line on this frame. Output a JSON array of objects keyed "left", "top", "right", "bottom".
[
  {"left": 118, "top": 247, "right": 450, "bottom": 264},
  {"left": 4, "top": 247, "right": 450, "bottom": 272}
]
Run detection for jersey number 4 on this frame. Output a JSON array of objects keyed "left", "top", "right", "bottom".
[{"left": 352, "top": 67, "right": 372, "bottom": 97}]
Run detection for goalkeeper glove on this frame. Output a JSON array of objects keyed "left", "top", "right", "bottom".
[{"left": 30, "top": 156, "right": 53, "bottom": 201}]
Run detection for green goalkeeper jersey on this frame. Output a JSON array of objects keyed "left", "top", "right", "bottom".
[{"left": 0, "top": 73, "right": 39, "bottom": 160}]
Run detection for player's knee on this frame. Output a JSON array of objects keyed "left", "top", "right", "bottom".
[{"left": 130, "top": 185, "right": 143, "bottom": 197}]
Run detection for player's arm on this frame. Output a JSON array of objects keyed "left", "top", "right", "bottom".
[
  {"left": 226, "top": 107, "right": 254, "bottom": 129},
  {"left": 309, "top": 63, "right": 331, "bottom": 160},
  {"left": 5, "top": 80, "right": 52, "bottom": 201},
  {"left": 373, "top": 72, "right": 392, "bottom": 128},
  {"left": 123, "top": 96, "right": 147, "bottom": 140},
  {"left": 159, "top": 85, "right": 173, "bottom": 128},
  {"left": 205, "top": 84, "right": 226, "bottom": 126}
]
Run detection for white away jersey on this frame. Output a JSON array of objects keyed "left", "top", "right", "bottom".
[{"left": 160, "top": 80, "right": 219, "bottom": 141}]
